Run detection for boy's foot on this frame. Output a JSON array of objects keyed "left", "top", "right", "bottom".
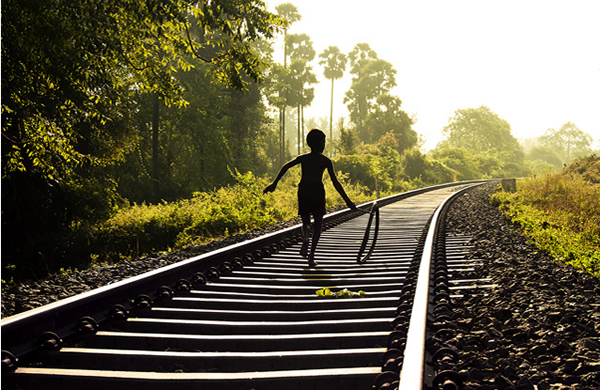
[
  {"left": 308, "top": 257, "right": 318, "bottom": 267},
  {"left": 300, "top": 240, "right": 309, "bottom": 258}
]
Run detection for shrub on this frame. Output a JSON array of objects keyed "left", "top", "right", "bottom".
[
  {"left": 491, "top": 162, "right": 600, "bottom": 278},
  {"left": 563, "top": 154, "right": 600, "bottom": 184},
  {"left": 334, "top": 154, "right": 380, "bottom": 191},
  {"left": 91, "top": 169, "right": 374, "bottom": 262}
]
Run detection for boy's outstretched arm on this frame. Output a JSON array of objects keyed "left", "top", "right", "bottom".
[
  {"left": 263, "top": 157, "right": 300, "bottom": 194},
  {"left": 327, "top": 160, "right": 357, "bottom": 210}
]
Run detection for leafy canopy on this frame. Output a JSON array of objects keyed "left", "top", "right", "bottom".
[
  {"left": 2, "top": 0, "right": 282, "bottom": 182},
  {"left": 344, "top": 43, "right": 397, "bottom": 140},
  {"left": 539, "top": 122, "right": 593, "bottom": 164},
  {"left": 438, "top": 106, "right": 524, "bottom": 168},
  {"left": 319, "top": 46, "right": 347, "bottom": 81},
  {"left": 441, "top": 106, "right": 520, "bottom": 153}
]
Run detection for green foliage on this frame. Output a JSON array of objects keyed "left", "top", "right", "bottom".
[
  {"left": 2, "top": 0, "right": 281, "bottom": 181},
  {"left": 93, "top": 171, "right": 286, "bottom": 259},
  {"left": 438, "top": 106, "right": 525, "bottom": 176},
  {"left": 319, "top": 46, "right": 347, "bottom": 81},
  {"left": 315, "top": 287, "right": 366, "bottom": 298},
  {"left": 334, "top": 135, "right": 408, "bottom": 194},
  {"left": 1, "top": 0, "right": 283, "bottom": 281},
  {"left": 429, "top": 148, "right": 480, "bottom": 180},
  {"left": 431, "top": 146, "right": 526, "bottom": 180},
  {"left": 334, "top": 138, "right": 460, "bottom": 195},
  {"left": 92, "top": 168, "right": 373, "bottom": 262},
  {"left": 442, "top": 106, "right": 521, "bottom": 154},
  {"left": 114, "top": 54, "right": 277, "bottom": 203},
  {"left": 344, "top": 43, "right": 397, "bottom": 140},
  {"left": 275, "top": 3, "right": 302, "bottom": 31},
  {"left": 282, "top": 33, "right": 317, "bottom": 120},
  {"left": 286, "top": 58, "right": 317, "bottom": 109},
  {"left": 539, "top": 122, "right": 593, "bottom": 164},
  {"left": 490, "top": 157, "right": 600, "bottom": 278},
  {"left": 403, "top": 148, "right": 457, "bottom": 184},
  {"left": 364, "top": 94, "right": 417, "bottom": 150},
  {"left": 334, "top": 155, "right": 381, "bottom": 191},
  {"left": 526, "top": 146, "right": 563, "bottom": 172},
  {"left": 422, "top": 158, "right": 458, "bottom": 184},
  {"left": 336, "top": 120, "right": 358, "bottom": 156},
  {"left": 563, "top": 154, "right": 600, "bottom": 183},
  {"left": 286, "top": 34, "right": 316, "bottom": 62},
  {"left": 337, "top": 43, "right": 416, "bottom": 160}
]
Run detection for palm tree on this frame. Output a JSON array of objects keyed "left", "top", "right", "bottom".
[
  {"left": 287, "top": 34, "right": 316, "bottom": 153},
  {"left": 319, "top": 46, "right": 347, "bottom": 141},
  {"left": 275, "top": 3, "right": 301, "bottom": 164}
]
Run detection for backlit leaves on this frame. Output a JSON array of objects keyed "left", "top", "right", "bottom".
[{"left": 2, "top": 0, "right": 283, "bottom": 182}]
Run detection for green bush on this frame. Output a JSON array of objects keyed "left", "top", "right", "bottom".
[
  {"left": 334, "top": 154, "right": 380, "bottom": 191},
  {"left": 91, "top": 169, "right": 374, "bottom": 263},
  {"left": 563, "top": 154, "right": 600, "bottom": 183},
  {"left": 490, "top": 159, "right": 600, "bottom": 278}
]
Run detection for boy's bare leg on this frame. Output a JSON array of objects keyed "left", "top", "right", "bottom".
[
  {"left": 300, "top": 213, "right": 311, "bottom": 258},
  {"left": 308, "top": 210, "right": 325, "bottom": 266}
]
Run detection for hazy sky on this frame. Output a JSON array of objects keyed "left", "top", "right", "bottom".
[{"left": 267, "top": 0, "right": 600, "bottom": 150}]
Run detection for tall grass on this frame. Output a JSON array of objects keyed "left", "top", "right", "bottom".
[
  {"left": 91, "top": 168, "right": 374, "bottom": 262},
  {"left": 490, "top": 159, "right": 600, "bottom": 278}
]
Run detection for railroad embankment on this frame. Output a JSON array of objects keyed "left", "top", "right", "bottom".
[
  {"left": 448, "top": 183, "right": 600, "bottom": 390},
  {"left": 491, "top": 155, "right": 600, "bottom": 279}
]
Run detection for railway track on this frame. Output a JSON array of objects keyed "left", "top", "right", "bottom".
[{"left": 2, "top": 181, "right": 497, "bottom": 390}]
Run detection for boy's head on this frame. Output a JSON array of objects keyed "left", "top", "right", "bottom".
[{"left": 306, "top": 129, "right": 326, "bottom": 152}]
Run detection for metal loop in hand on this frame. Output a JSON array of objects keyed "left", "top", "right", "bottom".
[{"left": 357, "top": 203, "right": 379, "bottom": 264}]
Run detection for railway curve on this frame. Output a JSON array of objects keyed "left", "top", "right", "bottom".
[{"left": 2, "top": 181, "right": 497, "bottom": 390}]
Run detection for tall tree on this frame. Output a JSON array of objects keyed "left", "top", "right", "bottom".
[
  {"left": 286, "top": 33, "right": 317, "bottom": 153},
  {"left": 441, "top": 107, "right": 521, "bottom": 152},
  {"left": 539, "top": 122, "right": 593, "bottom": 164},
  {"left": 438, "top": 106, "right": 525, "bottom": 172},
  {"left": 319, "top": 46, "right": 347, "bottom": 141},
  {"left": 344, "top": 43, "right": 396, "bottom": 141},
  {"left": 364, "top": 94, "right": 417, "bottom": 151},
  {"left": 275, "top": 3, "right": 302, "bottom": 67},
  {"left": 286, "top": 33, "right": 316, "bottom": 62},
  {"left": 1, "top": 0, "right": 282, "bottom": 277},
  {"left": 348, "top": 43, "right": 378, "bottom": 75},
  {"left": 274, "top": 2, "right": 301, "bottom": 165},
  {"left": 2, "top": 0, "right": 282, "bottom": 183},
  {"left": 118, "top": 38, "right": 277, "bottom": 202}
]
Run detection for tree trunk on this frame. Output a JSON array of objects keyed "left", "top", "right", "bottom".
[
  {"left": 297, "top": 104, "right": 301, "bottom": 154},
  {"left": 280, "top": 107, "right": 286, "bottom": 166},
  {"left": 330, "top": 78, "right": 334, "bottom": 141},
  {"left": 152, "top": 92, "right": 160, "bottom": 203},
  {"left": 301, "top": 105, "right": 305, "bottom": 151}
]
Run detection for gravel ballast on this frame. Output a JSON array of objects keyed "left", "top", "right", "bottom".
[
  {"left": 446, "top": 185, "right": 600, "bottom": 390},
  {"left": 1, "top": 214, "right": 306, "bottom": 317},
  {"left": 2, "top": 184, "right": 599, "bottom": 389}
]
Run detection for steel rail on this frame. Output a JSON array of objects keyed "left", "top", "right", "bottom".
[
  {"left": 1, "top": 180, "right": 488, "bottom": 357},
  {"left": 398, "top": 183, "right": 486, "bottom": 390},
  {"left": 2, "top": 179, "right": 495, "bottom": 389}
]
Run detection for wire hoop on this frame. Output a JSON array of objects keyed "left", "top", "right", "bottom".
[{"left": 357, "top": 203, "right": 380, "bottom": 264}]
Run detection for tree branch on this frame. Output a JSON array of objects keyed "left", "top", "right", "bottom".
[{"left": 185, "top": 23, "right": 213, "bottom": 63}]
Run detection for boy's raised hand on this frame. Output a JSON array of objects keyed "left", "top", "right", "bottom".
[{"left": 263, "top": 183, "right": 277, "bottom": 194}]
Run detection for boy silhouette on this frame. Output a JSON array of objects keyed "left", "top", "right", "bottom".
[{"left": 264, "top": 129, "right": 356, "bottom": 266}]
